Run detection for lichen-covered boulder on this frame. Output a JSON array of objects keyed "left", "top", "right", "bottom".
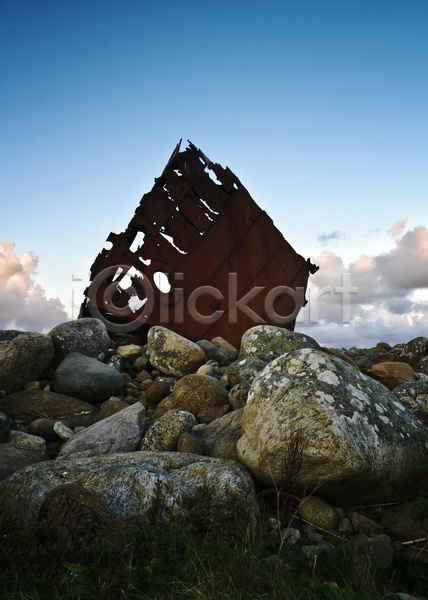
[
  {"left": 57, "top": 403, "right": 146, "bottom": 460},
  {"left": 0, "top": 451, "right": 259, "bottom": 528},
  {"left": 393, "top": 380, "right": 428, "bottom": 424},
  {"left": 237, "top": 348, "right": 428, "bottom": 504},
  {"left": 413, "top": 355, "right": 428, "bottom": 376},
  {"left": 400, "top": 336, "right": 428, "bottom": 367},
  {"left": 139, "top": 409, "right": 196, "bottom": 451},
  {"left": 0, "top": 331, "right": 54, "bottom": 392},
  {"left": 239, "top": 325, "right": 321, "bottom": 363},
  {"left": 148, "top": 326, "right": 206, "bottom": 377},
  {"left": 48, "top": 318, "right": 111, "bottom": 368},
  {"left": 173, "top": 374, "right": 229, "bottom": 416}
]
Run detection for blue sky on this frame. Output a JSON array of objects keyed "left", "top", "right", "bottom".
[{"left": 1, "top": 0, "right": 427, "bottom": 348}]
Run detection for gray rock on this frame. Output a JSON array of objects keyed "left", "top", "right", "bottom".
[
  {"left": 211, "top": 337, "right": 238, "bottom": 362},
  {"left": 196, "top": 340, "right": 229, "bottom": 366},
  {"left": 48, "top": 318, "right": 111, "bottom": 368},
  {"left": 53, "top": 421, "right": 74, "bottom": 441},
  {"left": 29, "top": 418, "right": 66, "bottom": 442},
  {"left": 381, "top": 499, "right": 428, "bottom": 541},
  {"left": 0, "top": 444, "right": 50, "bottom": 481},
  {"left": 239, "top": 325, "right": 321, "bottom": 363},
  {"left": 53, "top": 352, "right": 124, "bottom": 402},
  {"left": 220, "top": 356, "right": 267, "bottom": 387},
  {"left": 148, "top": 326, "right": 206, "bottom": 377},
  {"left": 355, "top": 534, "right": 393, "bottom": 571},
  {"left": 57, "top": 402, "right": 146, "bottom": 460},
  {"left": 229, "top": 383, "right": 250, "bottom": 410},
  {"left": 140, "top": 409, "right": 196, "bottom": 451},
  {"left": 348, "top": 510, "right": 384, "bottom": 535},
  {"left": 0, "top": 451, "right": 259, "bottom": 528},
  {"left": 194, "top": 408, "right": 244, "bottom": 462},
  {"left": 393, "top": 380, "right": 428, "bottom": 424},
  {"left": 0, "top": 390, "right": 98, "bottom": 428},
  {"left": 0, "top": 331, "right": 54, "bottom": 392},
  {"left": 298, "top": 496, "right": 338, "bottom": 530},
  {"left": 8, "top": 430, "right": 47, "bottom": 452},
  {"left": 0, "top": 411, "right": 10, "bottom": 443},
  {"left": 237, "top": 348, "right": 428, "bottom": 503}
]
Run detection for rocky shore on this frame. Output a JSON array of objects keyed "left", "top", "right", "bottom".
[{"left": 1, "top": 319, "right": 428, "bottom": 571}]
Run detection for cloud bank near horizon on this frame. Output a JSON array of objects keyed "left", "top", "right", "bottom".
[
  {"left": 297, "top": 222, "right": 428, "bottom": 348},
  {"left": 1, "top": 222, "right": 427, "bottom": 349},
  {"left": 0, "top": 241, "right": 69, "bottom": 333}
]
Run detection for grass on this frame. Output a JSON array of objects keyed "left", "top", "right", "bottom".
[{"left": 1, "top": 502, "right": 428, "bottom": 600}]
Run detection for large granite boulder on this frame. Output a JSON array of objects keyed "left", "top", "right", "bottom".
[
  {"left": 57, "top": 402, "right": 146, "bottom": 460},
  {"left": 148, "top": 326, "right": 206, "bottom": 377},
  {"left": 0, "top": 390, "right": 98, "bottom": 428},
  {"left": 237, "top": 348, "right": 428, "bottom": 504},
  {"left": 0, "top": 331, "right": 54, "bottom": 392},
  {"left": 239, "top": 325, "right": 321, "bottom": 363},
  {"left": 52, "top": 352, "right": 124, "bottom": 402},
  {"left": 0, "top": 452, "right": 259, "bottom": 528},
  {"left": 48, "top": 318, "right": 111, "bottom": 367}
]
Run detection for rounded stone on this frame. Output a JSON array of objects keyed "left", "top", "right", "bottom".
[
  {"left": 0, "top": 390, "right": 98, "bottom": 429},
  {"left": 8, "top": 430, "right": 47, "bottom": 452},
  {"left": 148, "top": 326, "right": 206, "bottom": 377},
  {"left": 367, "top": 362, "right": 415, "bottom": 390},
  {"left": 146, "top": 380, "right": 171, "bottom": 405},
  {"left": 48, "top": 318, "right": 111, "bottom": 368},
  {"left": 53, "top": 352, "right": 124, "bottom": 402},
  {"left": 229, "top": 383, "right": 250, "bottom": 410},
  {"left": 196, "top": 340, "right": 229, "bottom": 366},
  {"left": 116, "top": 344, "right": 143, "bottom": 362},
  {"left": 29, "top": 418, "right": 65, "bottom": 442},
  {"left": 177, "top": 432, "right": 206, "bottom": 455},
  {"left": 211, "top": 337, "right": 238, "bottom": 362},
  {"left": 220, "top": 356, "right": 266, "bottom": 387},
  {"left": 0, "top": 331, "right": 54, "bottom": 393},
  {"left": 393, "top": 380, "right": 428, "bottom": 424},
  {"left": 348, "top": 510, "right": 384, "bottom": 535},
  {"left": 298, "top": 496, "right": 338, "bottom": 531},
  {"left": 36, "top": 483, "right": 129, "bottom": 559},
  {"left": 139, "top": 409, "right": 197, "bottom": 451},
  {"left": 53, "top": 421, "right": 74, "bottom": 441},
  {"left": 173, "top": 374, "right": 230, "bottom": 416}
]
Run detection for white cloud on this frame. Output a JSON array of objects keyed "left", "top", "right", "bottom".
[
  {"left": 297, "top": 222, "right": 428, "bottom": 348},
  {"left": 0, "top": 241, "right": 69, "bottom": 333}
]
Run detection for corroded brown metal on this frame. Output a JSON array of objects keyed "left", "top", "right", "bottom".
[{"left": 79, "top": 140, "right": 317, "bottom": 347}]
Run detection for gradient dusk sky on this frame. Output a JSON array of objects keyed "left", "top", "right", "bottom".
[{"left": 1, "top": 0, "right": 427, "bottom": 347}]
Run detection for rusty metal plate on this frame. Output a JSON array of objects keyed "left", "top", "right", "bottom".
[{"left": 79, "top": 140, "right": 318, "bottom": 347}]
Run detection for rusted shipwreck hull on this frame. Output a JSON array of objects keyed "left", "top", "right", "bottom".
[{"left": 79, "top": 141, "right": 317, "bottom": 348}]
